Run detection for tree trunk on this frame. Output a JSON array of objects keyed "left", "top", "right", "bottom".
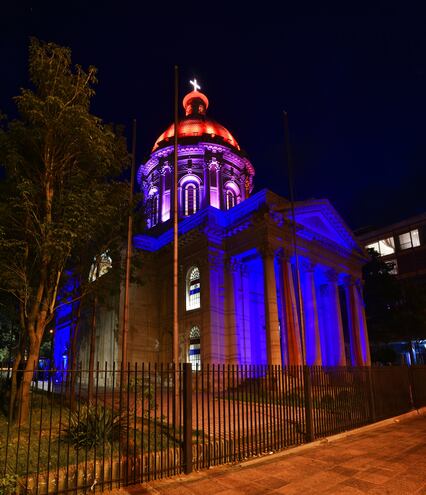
[
  {"left": 17, "top": 346, "right": 41, "bottom": 425},
  {"left": 16, "top": 308, "right": 48, "bottom": 424},
  {"left": 9, "top": 335, "right": 26, "bottom": 423},
  {"left": 68, "top": 299, "right": 82, "bottom": 410},
  {"left": 87, "top": 294, "right": 97, "bottom": 402}
]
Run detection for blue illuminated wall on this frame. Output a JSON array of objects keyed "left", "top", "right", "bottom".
[
  {"left": 247, "top": 255, "right": 268, "bottom": 365},
  {"left": 53, "top": 278, "right": 75, "bottom": 381}
]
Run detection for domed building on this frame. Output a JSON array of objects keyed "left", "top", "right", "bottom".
[
  {"left": 55, "top": 81, "right": 371, "bottom": 370},
  {"left": 126, "top": 82, "right": 371, "bottom": 368}
]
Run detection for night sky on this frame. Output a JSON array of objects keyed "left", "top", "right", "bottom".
[{"left": 2, "top": 4, "right": 425, "bottom": 231}]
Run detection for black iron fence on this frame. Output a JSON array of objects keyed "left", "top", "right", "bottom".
[{"left": 1, "top": 363, "right": 425, "bottom": 493}]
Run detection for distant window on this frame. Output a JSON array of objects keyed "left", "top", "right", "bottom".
[
  {"left": 386, "top": 259, "right": 398, "bottom": 275},
  {"left": 399, "top": 229, "right": 420, "bottom": 250},
  {"left": 366, "top": 237, "right": 395, "bottom": 256},
  {"left": 188, "top": 326, "right": 201, "bottom": 369},
  {"left": 186, "top": 267, "right": 201, "bottom": 310}
]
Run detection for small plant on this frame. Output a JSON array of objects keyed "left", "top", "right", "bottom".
[
  {"left": 0, "top": 376, "right": 10, "bottom": 416},
  {"left": 126, "top": 376, "right": 157, "bottom": 411},
  {"left": 0, "top": 473, "right": 19, "bottom": 495},
  {"left": 63, "top": 403, "right": 127, "bottom": 450}
]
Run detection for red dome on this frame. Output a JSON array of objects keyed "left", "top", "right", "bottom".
[
  {"left": 152, "top": 118, "right": 241, "bottom": 152},
  {"left": 152, "top": 88, "right": 240, "bottom": 152}
]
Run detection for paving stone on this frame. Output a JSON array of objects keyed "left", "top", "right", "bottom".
[{"left": 117, "top": 414, "right": 426, "bottom": 495}]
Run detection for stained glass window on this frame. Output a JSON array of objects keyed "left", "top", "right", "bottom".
[
  {"left": 184, "top": 183, "right": 199, "bottom": 216},
  {"left": 186, "top": 267, "right": 201, "bottom": 310},
  {"left": 188, "top": 325, "right": 201, "bottom": 369}
]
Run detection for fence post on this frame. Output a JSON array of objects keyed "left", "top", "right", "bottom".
[
  {"left": 183, "top": 363, "right": 193, "bottom": 474},
  {"left": 303, "top": 366, "right": 314, "bottom": 442},
  {"left": 367, "top": 367, "right": 376, "bottom": 423}
]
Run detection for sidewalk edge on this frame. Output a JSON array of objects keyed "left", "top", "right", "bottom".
[{"left": 239, "top": 406, "right": 426, "bottom": 468}]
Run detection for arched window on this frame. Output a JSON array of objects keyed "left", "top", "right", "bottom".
[
  {"left": 225, "top": 189, "right": 236, "bottom": 210},
  {"left": 150, "top": 193, "right": 159, "bottom": 226},
  {"left": 184, "top": 183, "right": 199, "bottom": 216},
  {"left": 186, "top": 266, "right": 201, "bottom": 310},
  {"left": 224, "top": 181, "right": 240, "bottom": 210},
  {"left": 147, "top": 187, "right": 159, "bottom": 228},
  {"left": 188, "top": 326, "right": 201, "bottom": 369}
]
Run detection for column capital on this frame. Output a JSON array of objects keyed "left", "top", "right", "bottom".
[
  {"left": 325, "top": 268, "right": 339, "bottom": 284},
  {"left": 276, "top": 247, "right": 292, "bottom": 262},
  {"left": 206, "top": 249, "right": 225, "bottom": 270},
  {"left": 259, "top": 244, "right": 277, "bottom": 260},
  {"left": 299, "top": 258, "right": 316, "bottom": 273},
  {"left": 341, "top": 274, "right": 355, "bottom": 287},
  {"left": 207, "top": 156, "right": 221, "bottom": 171},
  {"left": 341, "top": 275, "right": 363, "bottom": 289},
  {"left": 160, "top": 163, "right": 170, "bottom": 175},
  {"left": 225, "top": 257, "right": 242, "bottom": 273}
]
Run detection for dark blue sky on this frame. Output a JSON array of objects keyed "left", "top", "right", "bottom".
[{"left": 2, "top": 4, "right": 425, "bottom": 230}]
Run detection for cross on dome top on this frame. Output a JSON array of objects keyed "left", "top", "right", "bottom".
[{"left": 190, "top": 78, "right": 201, "bottom": 92}]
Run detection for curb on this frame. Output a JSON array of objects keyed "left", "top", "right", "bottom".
[{"left": 238, "top": 406, "right": 426, "bottom": 469}]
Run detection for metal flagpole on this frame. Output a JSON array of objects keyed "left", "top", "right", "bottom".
[
  {"left": 283, "top": 111, "right": 307, "bottom": 366},
  {"left": 283, "top": 112, "right": 315, "bottom": 441},
  {"left": 173, "top": 66, "right": 179, "bottom": 394},
  {"left": 121, "top": 118, "right": 137, "bottom": 370}
]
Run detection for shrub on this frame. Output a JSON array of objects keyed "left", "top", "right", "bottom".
[
  {"left": 0, "top": 377, "right": 10, "bottom": 416},
  {"left": 0, "top": 473, "right": 19, "bottom": 495},
  {"left": 63, "top": 403, "right": 127, "bottom": 450}
]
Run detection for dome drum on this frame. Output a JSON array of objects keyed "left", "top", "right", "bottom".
[{"left": 138, "top": 86, "right": 255, "bottom": 229}]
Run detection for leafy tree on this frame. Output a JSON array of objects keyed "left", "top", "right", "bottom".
[
  {"left": 363, "top": 249, "right": 401, "bottom": 343},
  {"left": 0, "top": 38, "right": 130, "bottom": 422},
  {"left": 363, "top": 249, "right": 426, "bottom": 361}
]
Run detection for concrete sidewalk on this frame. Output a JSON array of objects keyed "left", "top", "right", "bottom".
[{"left": 123, "top": 410, "right": 426, "bottom": 495}]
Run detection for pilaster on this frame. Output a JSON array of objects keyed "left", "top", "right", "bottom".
[
  {"left": 224, "top": 258, "right": 238, "bottom": 364},
  {"left": 200, "top": 247, "right": 226, "bottom": 363},
  {"left": 203, "top": 162, "right": 210, "bottom": 208}
]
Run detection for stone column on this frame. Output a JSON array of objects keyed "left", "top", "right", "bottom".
[
  {"left": 225, "top": 258, "right": 238, "bottom": 364},
  {"left": 239, "top": 175, "right": 246, "bottom": 202},
  {"left": 159, "top": 166, "right": 165, "bottom": 222},
  {"left": 217, "top": 164, "right": 224, "bottom": 210},
  {"left": 300, "top": 261, "right": 322, "bottom": 365},
  {"left": 280, "top": 256, "right": 302, "bottom": 365},
  {"left": 261, "top": 247, "right": 282, "bottom": 365},
  {"left": 318, "top": 270, "right": 346, "bottom": 366},
  {"left": 203, "top": 163, "right": 210, "bottom": 208},
  {"left": 343, "top": 276, "right": 371, "bottom": 366},
  {"left": 170, "top": 164, "right": 176, "bottom": 220}
]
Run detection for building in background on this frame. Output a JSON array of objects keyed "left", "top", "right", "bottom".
[
  {"left": 356, "top": 213, "right": 426, "bottom": 364},
  {"left": 356, "top": 213, "right": 426, "bottom": 281},
  {"left": 55, "top": 83, "right": 371, "bottom": 369}
]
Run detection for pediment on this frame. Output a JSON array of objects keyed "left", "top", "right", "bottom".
[{"left": 291, "top": 200, "right": 359, "bottom": 251}]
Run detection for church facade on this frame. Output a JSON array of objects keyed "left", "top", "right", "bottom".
[
  {"left": 126, "top": 85, "right": 370, "bottom": 367},
  {"left": 55, "top": 83, "right": 371, "bottom": 369}
]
